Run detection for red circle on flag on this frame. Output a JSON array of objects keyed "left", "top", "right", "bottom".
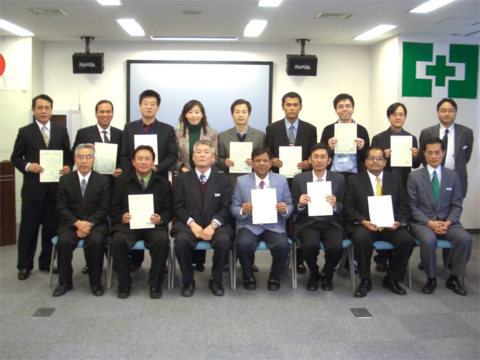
[{"left": 0, "top": 54, "right": 5, "bottom": 77}]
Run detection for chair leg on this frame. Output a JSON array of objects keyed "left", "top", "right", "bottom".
[
  {"left": 406, "top": 261, "right": 412, "bottom": 289},
  {"left": 229, "top": 249, "right": 234, "bottom": 291},
  {"left": 167, "top": 246, "right": 172, "bottom": 291},
  {"left": 292, "top": 242, "right": 297, "bottom": 289},
  {"left": 348, "top": 245, "right": 355, "bottom": 290},
  {"left": 171, "top": 242, "right": 176, "bottom": 289},
  {"left": 105, "top": 244, "right": 111, "bottom": 290},
  {"left": 49, "top": 244, "right": 56, "bottom": 287},
  {"left": 338, "top": 249, "right": 348, "bottom": 275},
  {"left": 232, "top": 247, "right": 237, "bottom": 291}
]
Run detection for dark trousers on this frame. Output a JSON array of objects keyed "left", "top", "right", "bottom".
[
  {"left": 17, "top": 192, "right": 58, "bottom": 271},
  {"left": 175, "top": 229, "right": 232, "bottom": 284},
  {"left": 297, "top": 223, "right": 344, "bottom": 281},
  {"left": 236, "top": 228, "right": 290, "bottom": 280},
  {"left": 352, "top": 226, "right": 415, "bottom": 282},
  {"left": 111, "top": 228, "right": 170, "bottom": 288},
  {"left": 57, "top": 226, "right": 107, "bottom": 286}
]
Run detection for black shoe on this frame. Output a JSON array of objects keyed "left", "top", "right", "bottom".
[
  {"left": 90, "top": 285, "right": 104, "bottom": 296},
  {"left": 40, "top": 265, "right": 59, "bottom": 274},
  {"left": 306, "top": 277, "right": 319, "bottom": 291},
  {"left": 208, "top": 278, "right": 225, "bottom": 296},
  {"left": 252, "top": 264, "right": 259, "bottom": 273},
  {"left": 422, "top": 278, "right": 436, "bottom": 294},
  {"left": 150, "top": 287, "right": 162, "bottom": 299},
  {"left": 117, "top": 286, "right": 130, "bottom": 299},
  {"left": 53, "top": 283, "right": 73, "bottom": 297},
  {"left": 130, "top": 264, "right": 141, "bottom": 273},
  {"left": 243, "top": 277, "right": 256, "bottom": 290},
  {"left": 195, "top": 263, "right": 205, "bottom": 272},
  {"left": 418, "top": 261, "right": 425, "bottom": 271},
  {"left": 297, "top": 263, "right": 307, "bottom": 274},
  {"left": 446, "top": 279, "right": 467, "bottom": 296},
  {"left": 18, "top": 269, "right": 29, "bottom": 280},
  {"left": 382, "top": 277, "right": 406, "bottom": 295},
  {"left": 375, "top": 263, "right": 387, "bottom": 273},
  {"left": 354, "top": 279, "right": 372, "bottom": 298},
  {"left": 82, "top": 265, "right": 89, "bottom": 274},
  {"left": 320, "top": 275, "right": 333, "bottom": 291},
  {"left": 181, "top": 280, "right": 195, "bottom": 297},
  {"left": 267, "top": 275, "right": 280, "bottom": 291}
]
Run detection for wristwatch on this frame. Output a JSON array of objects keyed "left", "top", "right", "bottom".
[{"left": 211, "top": 221, "right": 220, "bottom": 230}]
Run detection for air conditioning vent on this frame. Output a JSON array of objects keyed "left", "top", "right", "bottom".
[
  {"left": 30, "top": 9, "right": 68, "bottom": 16},
  {"left": 315, "top": 13, "right": 352, "bottom": 20}
]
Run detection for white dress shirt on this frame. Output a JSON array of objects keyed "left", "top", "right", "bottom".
[{"left": 439, "top": 123, "right": 455, "bottom": 170}]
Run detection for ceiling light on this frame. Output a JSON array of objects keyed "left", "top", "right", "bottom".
[
  {"left": 117, "top": 19, "right": 145, "bottom": 36},
  {"left": 0, "top": 19, "right": 34, "bottom": 36},
  {"left": 354, "top": 24, "right": 397, "bottom": 41},
  {"left": 409, "top": 0, "right": 455, "bottom": 14},
  {"left": 151, "top": 36, "right": 237, "bottom": 41},
  {"left": 97, "top": 0, "right": 122, "bottom": 5},
  {"left": 244, "top": 20, "right": 268, "bottom": 37},
  {"left": 258, "top": 0, "right": 283, "bottom": 7}
]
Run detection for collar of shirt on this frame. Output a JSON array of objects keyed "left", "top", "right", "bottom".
[
  {"left": 440, "top": 123, "right": 455, "bottom": 137},
  {"left": 427, "top": 164, "right": 442, "bottom": 183},
  {"left": 96, "top": 124, "right": 111, "bottom": 137},
  {"left": 235, "top": 126, "right": 248, "bottom": 136},
  {"left": 195, "top": 167, "right": 212, "bottom": 181},
  {"left": 367, "top": 170, "right": 383, "bottom": 193},
  {"left": 284, "top": 118, "right": 299, "bottom": 132},
  {"left": 255, "top": 173, "right": 270, "bottom": 188},
  {"left": 388, "top": 127, "right": 405, "bottom": 135},
  {"left": 336, "top": 119, "right": 356, "bottom": 124},
  {"left": 312, "top": 170, "right": 327, "bottom": 182},
  {"left": 36, "top": 119, "right": 50, "bottom": 132},
  {"left": 136, "top": 171, "right": 152, "bottom": 187},
  {"left": 77, "top": 170, "right": 92, "bottom": 185}
]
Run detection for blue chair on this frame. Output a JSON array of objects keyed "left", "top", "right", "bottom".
[{"left": 373, "top": 241, "right": 412, "bottom": 288}]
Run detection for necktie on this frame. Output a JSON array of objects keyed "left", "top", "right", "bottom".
[
  {"left": 376, "top": 177, "right": 383, "bottom": 231},
  {"left": 81, "top": 178, "right": 87, "bottom": 198},
  {"left": 288, "top": 125, "right": 295, "bottom": 145},
  {"left": 441, "top": 129, "right": 449, "bottom": 166},
  {"left": 102, "top": 130, "right": 109, "bottom": 143},
  {"left": 200, "top": 174, "right": 206, "bottom": 184},
  {"left": 141, "top": 178, "right": 146, "bottom": 190},
  {"left": 432, "top": 170, "right": 439, "bottom": 207},
  {"left": 259, "top": 180, "right": 265, "bottom": 189},
  {"left": 316, "top": 178, "right": 323, "bottom": 182},
  {"left": 42, "top": 126, "right": 49, "bottom": 147}
]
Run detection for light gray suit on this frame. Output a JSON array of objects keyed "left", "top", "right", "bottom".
[{"left": 407, "top": 167, "right": 472, "bottom": 279}]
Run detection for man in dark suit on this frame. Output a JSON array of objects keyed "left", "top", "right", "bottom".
[
  {"left": 292, "top": 143, "right": 346, "bottom": 291},
  {"left": 120, "top": 90, "right": 178, "bottom": 269},
  {"left": 419, "top": 98, "right": 473, "bottom": 198},
  {"left": 110, "top": 145, "right": 174, "bottom": 299},
  {"left": 11, "top": 94, "right": 73, "bottom": 280},
  {"left": 172, "top": 140, "right": 234, "bottom": 297},
  {"left": 53, "top": 144, "right": 111, "bottom": 297},
  {"left": 343, "top": 146, "right": 415, "bottom": 298},
  {"left": 407, "top": 137, "right": 472, "bottom": 296}
]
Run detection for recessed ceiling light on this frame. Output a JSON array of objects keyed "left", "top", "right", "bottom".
[
  {"left": 258, "top": 0, "right": 283, "bottom": 7},
  {"left": 97, "top": 0, "right": 122, "bottom": 5},
  {"left": 244, "top": 20, "right": 268, "bottom": 37},
  {"left": 181, "top": 10, "right": 202, "bottom": 15},
  {"left": 354, "top": 24, "right": 397, "bottom": 41},
  {"left": 409, "top": 0, "right": 455, "bottom": 14},
  {"left": 151, "top": 36, "right": 237, "bottom": 41},
  {"left": 116, "top": 19, "right": 145, "bottom": 36},
  {"left": 0, "top": 19, "right": 34, "bottom": 36}
]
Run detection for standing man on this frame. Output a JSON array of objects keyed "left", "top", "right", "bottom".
[
  {"left": 408, "top": 138, "right": 472, "bottom": 296},
  {"left": 11, "top": 94, "right": 73, "bottom": 280},
  {"left": 172, "top": 140, "right": 234, "bottom": 297},
  {"left": 53, "top": 144, "right": 111, "bottom": 297},
  {"left": 291, "top": 143, "right": 346, "bottom": 291},
  {"left": 110, "top": 145, "right": 174, "bottom": 299},
  {"left": 231, "top": 147, "right": 293, "bottom": 291},
  {"left": 419, "top": 98, "right": 473, "bottom": 198},
  {"left": 343, "top": 146, "right": 415, "bottom": 298}
]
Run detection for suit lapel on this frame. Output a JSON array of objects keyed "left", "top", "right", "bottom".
[
  {"left": 361, "top": 172, "right": 374, "bottom": 196},
  {"left": 382, "top": 172, "right": 392, "bottom": 195},
  {"left": 278, "top": 120, "right": 290, "bottom": 145},
  {"left": 32, "top": 123, "right": 47, "bottom": 149},
  {"left": 188, "top": 171, "right": 203, "bottom": 211},
  {"left": 454, "top": 125, "right": 463, "bottom": 161},
  {"left": 295, "top": 120, "right": 304, "bottom": 146},
  {"left": 437, "top": 167, "right": 448, "bottom": 210},
  {"left": 420, "top": 168, "right": 436, "bottom": 210},
  {"left": 203, "top": 170, "right": 217, "bottom": 214},
  {"left": 91, "top": 126, "right": 103, "bottom": 143},
  {"left": 70, "top": 171, "right": 84, "bottom": 205},
  {"left": 82, "top": 172, "right": 97, "bottom": 207}
]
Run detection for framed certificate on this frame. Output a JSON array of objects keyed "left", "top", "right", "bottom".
[
  {"left": 94, "top": 142, "right": 118, "bottom": 174},
  {"left": 134, "top": 134, "right": 158, "bottom": 165},
  {"left": 229, "top": 142, "right": 252, "bottom": 174},
  {"left": 334, "top": 123, "right": 357, "bottom": 154},
  {"left": 128, "top": 194, "right": 155, "bottom": 230},
  {"left": 307, "top": 181, "right": 333, "bottom": 217},
  {"left": 39, "top": 150, "right": 63, "bottom": 183},
  {"left": 368, "top": 195, "right": 395, "bottom": 228},
  {"left": 279, "top": 146, "right": 302, "bottom": 178},
  {"left": 390, "top": 136, "right": 412, "bottom": 167},
  {"left": 251, "top": 188, "right": 277, "bottom": 224}
]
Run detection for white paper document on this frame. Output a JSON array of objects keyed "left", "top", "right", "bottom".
[
  {"left": 128, "top": 194, "right": 155, "bottom": 230},
  {"left": 40, "top": 150, "right": 63, "bottom": 183},
  {"left": 334, "top": 123, "right": 357, "bottom": 154},
  {"left": 229, "top": 142, "right": 252, "bottom": 174},
  {"left": 368, "top": 195, "right": 395, "bottom": 228},
  {"left": 279, "top": 146, "right": 302, "bottom": 178},
  {"left": 307, "top": 181, "right": 333, "bottom": 217},
  {"left": 251, "top": 188, "right": 277, "bottom": 224},
  {"left": 390, "top": 136, "right": 412, "bottom": 167},
  {"left": 134, "top": 134, "right": 158, "bottom": 165},
  {"left": 94, "top": 142, "right": 118, "bottom": 174}
]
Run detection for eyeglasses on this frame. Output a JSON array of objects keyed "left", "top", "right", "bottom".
[
  {"left": 367, "top": 156, "right": 384, "bottom": 161},
  {"left": 77, "top": 155, "right": 93, "bottom": 160},
  {"left": 439, "top": 109, "right": 455, "bottom": 114}
]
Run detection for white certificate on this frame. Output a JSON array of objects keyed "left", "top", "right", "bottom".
[
  {"left": 94, "top": 142, "right": 118, "bottom": 174},
  {"left": 230, "top": 142, "right": 252, "bottom": 174},
  {"left": 39, "top": 150, "right": 63, "bottom": 183},
  {"left": 307, "top": 181, "right": 333, "bottom": 217},
  {"left": 134, "top": 134, "right": 158, "bottom": 165},
  {"left": 334, "top": 123, "right": 357, "bottom": 154},
  {"left": 128, "top": 194, "right": 155, "bottom": 230},
  {"left": 279, "top": 146, "right": 302, "bottom": 178},
  {"left": 390, "top": 136, "right": 412, "bottom": 167},
  {"left": 251, "top": 188, "right": 277, "bottom": 224},
  {"left": 368, "top": 195, "right": 396, "bottom": 228}
]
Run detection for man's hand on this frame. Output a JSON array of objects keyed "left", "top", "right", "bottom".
[
  {"left": 150, "top": 214, "right": 161, "bottom": 225},
  {"left": 427, "top": 220, "right": 447, "bottom": 235},
  {"left": 27, "top": 163, "right": 43, "bottom": 173},
  {"left": 112, "top": 168, "right": 123, "bottom": 178},
  {"left": 355, "top": 138, "right": 365, "bottom": 150},
  {"left": 59, "top": 166, "right": 70, "bottom": 175},
  {"left": 271, "top": 158, "right": 283, "bottom": 168},
  {"left": 325, "top": 195, "right": 336, "bottom": 207},
  {"left": 297, "top": 160, "right": 311, "bottom": 170},
  {"left": 122, "top": 213, "right": 131, "bottom": 224},
  {"left": 276, "top": 202, "right": 287, "bottom": 215},
  {"left": 242, "top": 202, "right": 253, "bottom": 215},
  {"left": 74, "top": 220, "right": 92, "bottom": 233},
  {"left": 200, "top": 225, "right": 215, "bottom": 241},
  {"left": 384, "top": 149, "right": 392, "bottom": 158},
  {"left": 245, "top": 158, "right": 252, "bottom": 166},
  {"left": 361, "top": 220, "right": 378, "bottom": 232},
  {"left": 327, "top": 138, "right": 337, "bottom": 150},
  {"left": 298, "top": 194, "right": 311, "bottom": 207},
  {"left": 76, "top": 229, "right": 88, "bottom": 238},
  {"left": 225, "top": 158, "right": 234, "bottom": 167},
  {"left": 411, "top": 147, "right": 419, "bottom": 159},
  {"left": 189, "top": 221, "right": 203, "bottom": 239},
  {"left": 385, "top": 221, "right": 401, "bottom": 231},
  {"left": 180, "top": 166, "right": 189, "bottom": 173}
]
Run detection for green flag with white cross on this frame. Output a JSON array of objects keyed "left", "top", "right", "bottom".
[{"left": 402, "top": 42, "right": 479, "bottom": 99}]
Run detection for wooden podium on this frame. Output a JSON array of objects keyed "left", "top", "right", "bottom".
[{"left": 1, "top": 161, "right": 16, "bottom": 246}]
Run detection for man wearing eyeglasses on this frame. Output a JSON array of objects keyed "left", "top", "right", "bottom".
[{"left": 343, "top": 146, "right": 415, "bottom": 298}]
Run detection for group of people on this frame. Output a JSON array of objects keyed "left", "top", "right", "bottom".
[{"left": 11, "top": 90, "right": 473, "bottom": 300}]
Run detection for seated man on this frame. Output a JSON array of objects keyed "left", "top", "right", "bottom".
[
  {"left": 110, "top": 145, "right": 173, "bottom": 299},
  {"left": 231, "top": 147, "right": 293, "bottom": 291},
  {"left": 171, "top": 140, "right": 233, "bottom": 297},
  {"left": 53, "top": 144, "right": 111, "bottom": 297},
  {"left": 292, "top": 143, "right": 346, "bottom": 291},
  {"left": 407, "top": 137, "right": 472, "bottom": 296},
  {"left": 343, "top": 146, "right": 415, "bottom": 298}
]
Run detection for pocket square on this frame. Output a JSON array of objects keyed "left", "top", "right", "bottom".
[
  {"left": 463, "top": 145, "right": 468, "bottom": 150},
  {"left": 446, "top": 188, "right": 452, "bottom": 191},
  {"left": 214, "top": 193, "right": 221, "bottom": 197}
]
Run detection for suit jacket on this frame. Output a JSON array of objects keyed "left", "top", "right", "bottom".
[
  {"left": 407, "top": 167, "right": 464, "bottom": 235},
  {"left": 174, "top": 124, "right": 218, "bottom": 171},
  {"left": 217, "top": 126, "right": 266, "bottom": 192},
  {"left": 11, "top": 122, "right": 73, "bottom": 202},
  {"left": 343, "top": 170, "right": 410, "bottom": 235},
  {"left": 72, "top": 125, "right": 123, "bottom": 171},
  {"left": 320, "top": 121, "right": 370, "bottom": 172},
  {"left": 110, "top": 171, "right": 174, "bottom": 233},
  {"left": 371, "top": 127, "right": 421, "bottom": 186},
  {"left": 171, "top": 169, "right": 233, "bottom": 237},
  {"left": 120, "top": 119, "right": 178, "bottom": 179},
  {"left": 265, "top": 119, "right": 317, "bottom": 174},
  {"left": 419, "top": 123, "right": 473, "bottom": 197},
  {"left": 291, "top": 170, "right": 346, "bottom": 240},
  {"left": 230, "top": 172, "right": 293, "bottom": 235},
  {"left": 56, "top": 171, "right": 111, "bottom": 235}
]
